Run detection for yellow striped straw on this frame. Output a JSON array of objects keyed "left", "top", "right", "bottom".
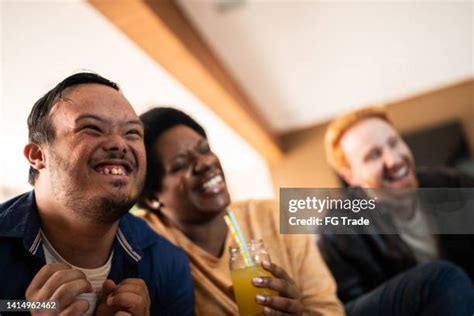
[{"left": 224, "top": 213, "right": 253, "bottom": 267}]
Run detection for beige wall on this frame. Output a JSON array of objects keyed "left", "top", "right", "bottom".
[{"left": 272, "top": 78, "right": 474, "bottom": 191}]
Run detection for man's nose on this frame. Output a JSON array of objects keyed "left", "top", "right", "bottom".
[
  {"left": 103, "top": 134, "right": 127, "bottom": 155},
  {"left": 383, "top": 149, "right": 402, "bottom": 168}
]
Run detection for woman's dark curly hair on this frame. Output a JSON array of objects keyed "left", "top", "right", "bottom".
[{"left": 138, "top": 107, "right": 207, "bottom": 207}]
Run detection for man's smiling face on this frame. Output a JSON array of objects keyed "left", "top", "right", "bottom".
[
  {"left": 339, "top": 117, "right": 418, "bottom": 190},
  {"left": 42, "top": 83, "right": 146, "bottom": 222}
]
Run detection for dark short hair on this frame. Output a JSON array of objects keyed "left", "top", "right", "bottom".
[
  {"left": 27, "top": 72, "right": 119, "bottom": 185},
  {"left": 138, "top": 107, "right": 207, "bottom": 204}
]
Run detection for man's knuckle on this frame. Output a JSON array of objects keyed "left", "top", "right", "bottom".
[
  {"left": 47, "top": 263, "right": 68, "bottom": 272},
  {"left": 133, "top": 284, "right": 144, "bottom": 293},
  {"left": 53, "top": 281, "right": 83, "bottom": 305},
  {"left": 50, "top": 269, "right": 67, "bottom": 283},
  {"left": 52, "top": 285, "right": 67, "bottom": 303},
  {"left": 32, "top": 288, "right": 47, "bottom": 301},
  {"left": 113, "top": 294, "right": 126, "bottom": 305},
  {"left": 74, "top": 269, "right": 87, "bottom": 279},
  {"left": 136, "top": 278, "right": 146, "bottom": 286},
  {"left": 79, "top": 278, "right": 90, "bottom": 288},
  {"left": 135, "top": 294, "right": 144, "bottom": 306}
]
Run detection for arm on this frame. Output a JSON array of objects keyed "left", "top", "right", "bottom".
[
  {"left": 288, "top": 234, "right": 345, "bottom": 315},
  {"left": 317, "top": 234, "right": 368, "bottom": 303},
  {"left": 242, "top": 199, "right": 344, "bottom": 315}
]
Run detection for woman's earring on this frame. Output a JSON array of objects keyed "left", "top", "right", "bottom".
[{"left": 151, "top": 200, "right": 161, "bottom": 210}]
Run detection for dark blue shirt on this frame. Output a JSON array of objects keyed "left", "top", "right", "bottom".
[{"left": 0, "top": 191, "right": 194, "bottom": 315}]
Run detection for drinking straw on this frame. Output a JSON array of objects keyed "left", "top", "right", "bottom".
[
  {"left": 223, "top": 215, "right": 252, "bottom": 267},
  {"left": 224, "top": 211, "right": 254, "bottom": 267},
  {"left": 223, "top": 216, "right": 246, "bottom": 260}
]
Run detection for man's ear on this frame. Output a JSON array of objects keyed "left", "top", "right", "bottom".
[
  {"left": 339, "top": 166, "right": 354, "bottom": 185},
  {"left": 24, "top": 143, "right": 46, "bottom": 172}
]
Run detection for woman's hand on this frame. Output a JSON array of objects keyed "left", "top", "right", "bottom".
[{"left": 252, "top": 261, "right": 307, "bottom": 315}]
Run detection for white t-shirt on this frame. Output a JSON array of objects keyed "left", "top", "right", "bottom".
[
  {"left": 394, "top": 207, "right": 439, "bottom": 263},
  {"left": 40, "top": 230, "right": 113, "bottom": 316}
]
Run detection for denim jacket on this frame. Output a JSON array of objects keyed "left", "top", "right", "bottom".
[{"left": 0, "top": 191, "right": 194, "bottom": 315}]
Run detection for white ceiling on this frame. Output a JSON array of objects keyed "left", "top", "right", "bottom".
[
  {"left": 177, "top": 0, "right": 474, "bottom": 133},
  {"left": 0, "top": 0, "right": 274, "bottom": 201}
]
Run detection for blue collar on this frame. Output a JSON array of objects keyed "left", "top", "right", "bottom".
[{"left": 0, "top": 191, "right": 157, "bottom": 262}]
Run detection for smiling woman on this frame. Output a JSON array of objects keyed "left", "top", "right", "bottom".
[
  {"left": 150, "top": 124, "right": 230, "bottom": 224},
  {"left": 134, "top": 107, "right": 345, "bottom": 316}
]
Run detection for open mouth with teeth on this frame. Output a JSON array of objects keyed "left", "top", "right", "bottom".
[
  {"left": 383, "top": 163, "right": 415, "bottom": 188},
  {"left": 199, "top": 174, "right": 225, "bottom": 194},
  {"left": 95, "top": 164, "right": 130, "bottom": 177},
  {"left": 385, "top": 165, "right": 408, "bottom": 181}
]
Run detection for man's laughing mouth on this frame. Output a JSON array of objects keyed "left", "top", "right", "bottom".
[
  {"left": 385, "top": 164, "right": 409, "bottom": 182},
  {"left": 94, "top": 160, "right": 133, "bottom": 177},
  {"left": 382, "top": 160, "right": 417, "bottom": 189}
]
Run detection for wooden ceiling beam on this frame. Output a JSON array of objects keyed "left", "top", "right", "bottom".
[{"left": 88, "top": 0, "right": 283, "bottom": 165}]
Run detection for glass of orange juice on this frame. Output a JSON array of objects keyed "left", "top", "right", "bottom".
[{"left": 230, "top": 239, "right": 277, "bottom": 316}]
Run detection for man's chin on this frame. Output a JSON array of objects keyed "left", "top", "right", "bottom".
[
  {"left": 383, "top": 175, "right": 418, "bottom": 190},
  {"left": 103, "top": 182, "right": 140, "bottom": 203},
  {"left": 361, "top": 177, "right": 418, "bottom": 201},
  {"left": 80, "top": 193, "right": 137, "bottom": 224},
  {"left": 369, "top": 183, "right": 418, "bottom": 210}
]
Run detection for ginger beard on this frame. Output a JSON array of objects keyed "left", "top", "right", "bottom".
[{"left": 339, "top": 118, "right": 418, "bottom": 206}]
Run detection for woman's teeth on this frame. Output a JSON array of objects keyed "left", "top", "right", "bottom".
[{"left": 202, "top": 175, "right": 223, "bottom": 190}]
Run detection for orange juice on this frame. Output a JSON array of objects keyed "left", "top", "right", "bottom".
[{"left": 231, "top": 265, "right": 277, "bottom": 316}]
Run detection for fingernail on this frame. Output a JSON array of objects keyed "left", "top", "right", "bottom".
[
  {"left": 256, "top": 294, "right": 266, "bottom": 303},
  {"left": 262, "top": 260, "right": 271, "bottom": 268},
  {"left": 263, "top": 307, "right": 271, "bottom": 314},
  {"left": 107, "top": 296, "right": 114, "bottom": 305},
  {"left": 252, "top": 277, "right": 263, "bottom": 285}
]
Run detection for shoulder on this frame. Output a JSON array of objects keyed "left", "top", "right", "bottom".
[
  {"left": 230, "top": 199, "right": 279, "bottom": 231},
  {"left": 0, "top": 191, "right": 37, "bottom": 237},
  {"left": 417, "top": 167, "right": 474, "bottom": 188},
  {"left": 0, "top": 191, "right": 33, "bottom": 213},
  {"left": 121, "top": 213, "right": 188, "bottom": 260},
  {"left": 123, "top": 216, "right": 193, "bottom": 314},
  {"left": 231, "top": 199, "right": 278, "bottom": 217},
  {"left": 147, "top": 235, "right": 189, "bottom": 264},
  {"left": 121, "top": 214, "right": 191, "bottom": 293}
]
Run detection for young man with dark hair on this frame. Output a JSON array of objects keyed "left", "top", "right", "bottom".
[
  {"left": 26, "top": 73, "right": 119, "bottom": 185},
  {"left": 0, "top": 73, "right": 193, "bottom": 316}
]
